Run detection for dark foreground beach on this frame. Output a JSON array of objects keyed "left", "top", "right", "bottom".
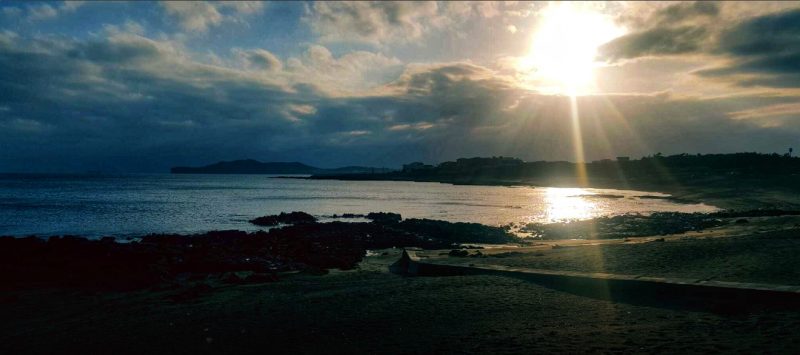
[
  {"left": 3, "top": 209, "right": 800, "bottom": 353},
  {"left": 3, "top": 250, "right": 800, "bottom": 354}
]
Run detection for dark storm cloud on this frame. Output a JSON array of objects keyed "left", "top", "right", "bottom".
[
  {"left": 599, "top": 2, "right": 719, "bottom": 62},
  {"left": 652, "top": 1, "right": 719, "bottom": 26},
  {"left": 696, "top": 9, "right": 800, "bottom": 88},
  {"left": 598, "top": 26, "right": 708, "bottom": 62},
  {"left": 0, "top": 33, "right": 304, "bottom": 172},
  {"left": 601, "top": 4, "right": 800, "bottom": 89},
  {"left": 717, "top": 8, "right": 800, "bottom": 56}
]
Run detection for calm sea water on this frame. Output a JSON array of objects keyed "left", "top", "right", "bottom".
[{"left": 0, "top": 174, "right": 718, "bottom": 238}]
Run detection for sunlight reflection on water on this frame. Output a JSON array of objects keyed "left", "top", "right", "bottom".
[
  {"left": 544, "top": 187, "right": 597, "bottom": 222},
  {"left": 0, "top": 174, "right": 719, "bottom": 237}
]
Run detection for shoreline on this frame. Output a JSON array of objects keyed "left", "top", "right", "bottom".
[
  {"left": 4, "top": 209, "right": 800, "bottom": 290},
  {"left": 0, "top": 181, "right": 722, "bottom": 239},
  {"left": 4, "top": 210, "right": 800, "bottom": 353},
  {"left": 303, "top": 173, "right": 800, "bottom": 211},
  {"left": 5, "top": 223, "right": 800, "bottom": 353}
]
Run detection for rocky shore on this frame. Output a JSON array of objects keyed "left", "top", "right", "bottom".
[
  {"left": 0, "top": 212, "right": 517, "bottom": 291},
  {"left": 4, "top": 210, "right": 800, "bottom": 353},
  {"left": 5, "top": 209, "right": 797, "bottom": 292}
]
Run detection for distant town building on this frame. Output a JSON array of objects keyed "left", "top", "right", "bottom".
[{"left": 616, "top": 156, "right": 630, "bottom": 162}]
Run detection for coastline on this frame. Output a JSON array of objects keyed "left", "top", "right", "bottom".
[
  {"left": 5, "top": 221, "right": 800, "bottom": 353},
  {"left": 3, "top": 174, "right": 800, "bottom": 353},
  {"left": 305, "top": 174, "right": 800, "bottom": 211}
]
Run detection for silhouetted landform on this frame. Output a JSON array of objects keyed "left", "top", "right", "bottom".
[
  {"left": 249, "top": 211, "right": 317, "bottom": 226},
  {"left": 319, "top": 212, "right": 403, "bottom": 222},
  {"left": 327, "top": 213, "right": 366, "bottom": 218},
  {"left": 310, "top": 153, "right": 800, "bottom": 206},
  {"left": 170, "top": 159, "right": 393, "bottom": 175},
  {"left": 366, "top": 212, "right": 403, "bottom": 224},
  {"left": 0, "top": 212, "right": 517, "bottom": 291},
  {"left": 523, "top": 209, "right": 800, "bottom": 239}
]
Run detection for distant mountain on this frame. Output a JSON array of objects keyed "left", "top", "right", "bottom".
[{"left": 170, "top": 159, "right": 393, "bottom": 175}]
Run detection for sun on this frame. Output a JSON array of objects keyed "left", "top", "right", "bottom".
[{"left": 518, "top": 3, "right": 624, "bottom": 95}]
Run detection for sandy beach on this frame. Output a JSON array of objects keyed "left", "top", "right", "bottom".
[
  {"left": 419, "top": 215, "right": 800, "bottom": 285},
  {"left": 3, "top": 214, "right": 800, "bottom": 354}
]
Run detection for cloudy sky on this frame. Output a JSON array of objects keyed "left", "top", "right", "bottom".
[{"left": 1, "top": 1, "right": 799, "bottom": 172}]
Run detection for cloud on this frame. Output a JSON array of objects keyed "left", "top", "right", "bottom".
[
  {"left": 2, "top": 7, "right": 22, "bottom": 17},
  {"left": 304, "top": 1, "right": 537, "bottom": 46},
  {"left": 0, "top": 118, "right": 53, "bottom": 134},
  {"left": 695, "top": 8, "right": 800, "bottom": 88},
  {"left": 285, "top": 44, "right": 403, "bottom": 94},
  {"left": 235, "top": 48, "right": 282, "bottom": 71},
  {"left": 718, "top": 8, "right": 800, "bottom": 56},
  {"left": 600, "top": 4, "right": 800, "bottom": 90},
  {"left": 615, "top": 1, "right": 719, "bottom": 29},
  {"left": 1, "top": 28, "right": 799, "bottom": 172},
  {"left": 388, "top": 122, "right": 434, "bottom": 131},
  {"left": 161, "top": 1, "right": 264, "bottom": 33},
  {"left": 598, "top": 2, "right": 725, "bottom": 62},
  {"left": 62, "top": 1, "right": 86, "bottom": 12},
  {"left": 306, "top": 1, "right": 439, "bottom": 44},
  {"left": 27, "top": 4, "right": 58, "bottom": 21},
  {"left": 652, "top": 1, "right": 719, "bottom": 26},
  {"left": 598, "top": 26, "right": 708, "bottom": 62},
  {"left": 0, "top": 31, "right": 301, "bottom": 171},
  {"left": 26, "top": 1, "right": 85, "bottom": 21}
]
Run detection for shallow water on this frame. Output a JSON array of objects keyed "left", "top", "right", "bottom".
[{"left": 0, "top": 174, "right": 718, "bottom": 237}]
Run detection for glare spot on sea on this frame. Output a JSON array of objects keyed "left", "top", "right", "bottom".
[{"left": 544, "top": 187, "right": 597, "bottom": 223}]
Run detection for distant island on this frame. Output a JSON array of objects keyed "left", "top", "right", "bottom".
[{"left": 170, "top": 159, "right": 394, "bottom": 175}]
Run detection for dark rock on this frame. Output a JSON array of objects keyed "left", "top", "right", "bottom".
[
  {"left": 366, "top": 212, "right": 402, "bottom": 224},
  {"left": 522, "top": 212, "right": 731, "bottom": 240},
  {"left": 394, "top": 218, "right": 518, "bottom": 244},
  {"left": 710, "top": 209, "right": 800, "bottom": 219},
  {"left": 249, "top": 211, "right": 317, "bottom": 226},
  {"left": 244, "top": 273, "right": 278, "bottom": 284},
  {"left": 0, "top": 295, "right": 20, "bottom": 304},
  {"left": 448, "top": 249, "right": 469, "bottom": 257},
  {"left": 489, "top": 252, "right": 523, "bottom": 258},
  {"left": 187, "top": 273, "right": 208, "bottom": 282},
  {"left": 469, "top": 250, "right": 484, "bottom": 258},
  {"left": 168, "top": 283, "right": 214, "bottom": 302},
  {"left": 301, "top": 267, "right": 330, "bottom": 275},
  {"left": 586, "top": 194, "right": 625, "bottom": 199},
  {"left": 0, "top": 211, "right": 524, "bottom": 291},
  {"left": 221, "top": 272, "right": 243, "bottom": 284},
  {"left": 331, "top": 213, "right": 365, "bottom": 218}
]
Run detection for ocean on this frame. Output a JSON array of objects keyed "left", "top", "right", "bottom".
[{"left": 0, "top": 174, "right": 718, "bottom": 238}]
